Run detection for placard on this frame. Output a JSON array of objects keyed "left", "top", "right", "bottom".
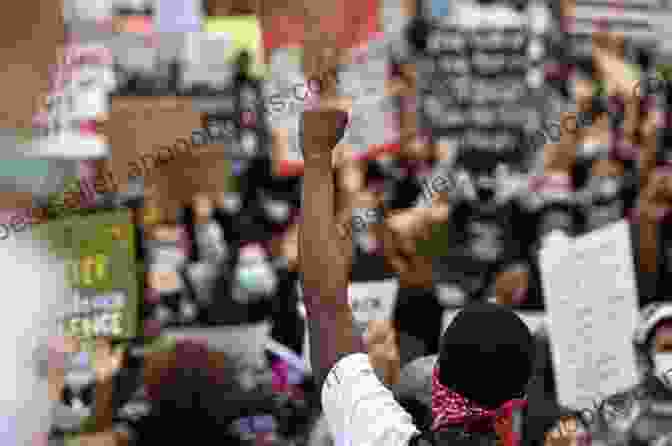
[
  {"left": 0, "top": 0, "right": 64, "bottom": 130},
  {"left": 33, "top": 209, "right": 140, "bottom": 340},
  {"left": 105, "top": 96, "right": 203, "bottom": 195},
  {"left": 540, "top": 221, "right": 640, "bottom": 411},
  {"left": 348, "top": 278, "right": 400, "bottom": 331}
]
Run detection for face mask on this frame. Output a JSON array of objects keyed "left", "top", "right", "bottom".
[
  {"left": 240, "top": 132, "right": 259, "bottom": 157},
  {"left": 149, "top": 244, "right": 187, "bottom": 269},
  {"left": 264, "top": 199, "right": 290, "bottom": 223},
  {"left": 654, "top": 353, "right": 672, "bottom": 388},
  {"left": 236, "top": 263, "right": 277, "bottom": 295},
  {"left": 179, "top": 299, "right": 199, "bottom": 322},
  {"left": 154, "top": 304, "right": 176, "bottom": 325},
  {"left": 599, "top": 178, "right": 620, "bottom": 198}
]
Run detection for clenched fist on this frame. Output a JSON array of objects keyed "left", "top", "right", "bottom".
[{"left": 300, "top": 109, "right": 349, "bottom": 160}]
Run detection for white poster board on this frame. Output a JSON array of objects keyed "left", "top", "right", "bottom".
[
  {"left": 540, "top": 221, "right": 639, "bottom": 411},
  {"left": 348, "top": 278, "right": 400, "bottom": 329}
]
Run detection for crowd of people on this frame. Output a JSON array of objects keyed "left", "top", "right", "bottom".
[{"left": 3, "top": 0, "right": 672, "bottom": 445}]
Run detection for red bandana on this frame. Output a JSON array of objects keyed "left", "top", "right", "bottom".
[{"left": 431, "top": 366, "right": 527, "bottom": 434}]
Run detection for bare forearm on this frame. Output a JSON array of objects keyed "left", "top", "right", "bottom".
[
  {"left": 306, "top": 305, "right": 364, "bottom": 387},
  {"left": 300, "top": 152, "right": 363, "bottom": 386},
  {"left": 300, "top": 153, "right": 348, "bottom": 299}
]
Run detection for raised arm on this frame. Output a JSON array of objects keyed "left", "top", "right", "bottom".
[{"left": 299, "top": 108, "right": 364, "bottom": 388}]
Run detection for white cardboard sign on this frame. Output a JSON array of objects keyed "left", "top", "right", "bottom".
[
  {"left": 540, "top": 221, "right": 639, "bottom": 410},
  {"left": 348, "top": 279, "right": 400, "bottom": 328}
]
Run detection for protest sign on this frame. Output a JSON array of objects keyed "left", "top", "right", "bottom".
[
  {"left": 107, "top": 97, "right": 199, "bottom": 180},
  {"left": 0, "top": 0, "right": 64, "bottom": 131},
  {"left": 540, "top": 220, "right": 640, "bottom": 411},
  {"left": 348, "top": 278, "right": 399, "bottom": 332},
  {"left": 32, "top": 209, "right": 140, "bottom": 340}
]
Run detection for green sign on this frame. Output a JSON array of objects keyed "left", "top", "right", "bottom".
[{"left": 34, "top": 209, "right": 140, "bottom": 339}]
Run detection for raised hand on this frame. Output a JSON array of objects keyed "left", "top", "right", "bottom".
[
  {"left": 300, "top": 109, "right": 349, "bottom": 161},
  {"left": 365, "top": 319, "right": 401, "bottom": 387},
  {"left": 376, "top": 207, "right": 437, "bottom": 288},
  {"left": 298, "top": 39, "right": 366, "bottom": 386}
]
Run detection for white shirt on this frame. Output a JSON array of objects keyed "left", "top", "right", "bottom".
[{"left": 322, "top": 353, "right": 420, "bottom": 446}]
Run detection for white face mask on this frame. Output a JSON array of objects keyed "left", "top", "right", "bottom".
[
  {"left": 653, "top": 353, "right": 672, "bottom": 388},
  {"left": 597, "top": 177, "right": 621, "bottom": 199},
  {"left": 236, "top": 263, "right": 277, "bottom": 296},
  {"left": 264, "top": 200, "right": 290, "bottom": 223}
]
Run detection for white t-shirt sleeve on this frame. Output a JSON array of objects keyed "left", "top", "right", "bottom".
[{"left": 322, "top": 353, "right": 420, "bottom": 446}]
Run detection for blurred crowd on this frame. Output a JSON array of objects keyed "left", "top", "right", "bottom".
[{"left": 6, "top": 0, "right": 671, "bottom": 445}]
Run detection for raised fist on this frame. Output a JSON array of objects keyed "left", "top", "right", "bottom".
[{"left": 300, "top": 109, "right": 349, "bottom": 159}]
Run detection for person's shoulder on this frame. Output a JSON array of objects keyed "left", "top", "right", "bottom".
[{"left": 322, "top": 353, "right": 420, "bottom": 446}]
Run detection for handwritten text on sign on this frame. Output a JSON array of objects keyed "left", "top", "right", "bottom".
[{"left": 540, "top": 221, "right": 639, "bottom": 411}]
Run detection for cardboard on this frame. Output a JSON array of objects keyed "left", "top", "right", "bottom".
[
  {"left": 105, "top": 96, "right": 204, "bottom": 194},
  {"left": 0, "top": 0, "right": 64, "bottom": 130},
  {"left": 540, "top": 221, "right": 640, "bottom": 411},
  {"left": 144, "top": 150, "right": 233, "bottom": 223},
  {"left": 104, "top": 98, "right": 243, "bottom": 216}
]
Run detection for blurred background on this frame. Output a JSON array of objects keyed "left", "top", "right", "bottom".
[{"left": 2, "top": 0, "right": 672, "bottom": 445}]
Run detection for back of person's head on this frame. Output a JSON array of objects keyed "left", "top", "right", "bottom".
[
  {"left": 0, "top": 231, "right": 71, "bottom": 444},
  {"left": 437, "top": 303, "right": 535, "bottom": 410},
  {"left": 139, "top": 341, "right": 258, "bottom": 444}
]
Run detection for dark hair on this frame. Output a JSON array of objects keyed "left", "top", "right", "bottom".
[
  {"left": 438, "top": 303, "right": 535, "bottom": 409},
  {"left": 132, "top": 342, "right": 270, "bottom": 445},
  {"left": 398, "top": 397, "right": 434, "bottom": 431},
  {"left": 405, "top": 17, "right": 431, "bottom": 53}
]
